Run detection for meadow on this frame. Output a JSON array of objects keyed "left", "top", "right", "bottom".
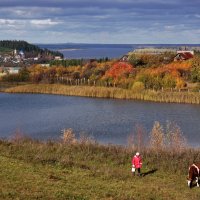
[{"left": 0, "top": 125, "right": 200, "bottom": 200}]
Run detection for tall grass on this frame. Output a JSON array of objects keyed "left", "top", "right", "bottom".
[
  {"left": 0, "top": 130, "right": 199, "bottom": 175},
  {"left": 2, "top": 83, "right": 200, "bottom": 104},
  {"left": 2, "top": 121, "right": 198, "bottom": 175},
  {"left": 0, "top": 123, "right": 200, "bottom": 199}
]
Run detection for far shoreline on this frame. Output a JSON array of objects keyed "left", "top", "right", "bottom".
[{"left": 1, "top": 83, "right": 200, "bottom": 104}]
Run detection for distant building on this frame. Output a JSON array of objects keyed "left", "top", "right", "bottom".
[
  {"left": 19, "top": 50, "right": 25, "bottom": 59},
  {"left": 3, "top": 67, "right": 20, "bottom": 74},
  {"left": 54, "top": 56, "right": 62, "bottom": 60},
  {"left": 174, "top": 51, "right": 194, "bottom": 61},
  {"left": 133, "top": 48, "right": 176, "bottom": 54},
  {"left": 0, "top": 67, "right": 6, "bottom": 76},
  {"left": 34, "top": 57, "right": 39, "bottom": 61},
  {"left": 177, "top": 50, "right": 194, "bottom": 55},
  {"left": 14, "top": 49, "right": 17, "bottom": 56},
  {"left": 40, "top": 64, "right": 50, "bottom": 67},
  {"left": 119, "top": 55, "right": 129, "bottom": 62}
]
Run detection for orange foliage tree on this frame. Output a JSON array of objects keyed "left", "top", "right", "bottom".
[{"left": 104, "top": 62, "right": 134, "bottom": 80}]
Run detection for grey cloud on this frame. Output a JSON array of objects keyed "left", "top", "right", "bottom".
[
  {"left": 0, "top": 0, "right": 199, "bottom": 43},
  {"left": 0, "top": 0, "right": 197, "bottom": 10}
]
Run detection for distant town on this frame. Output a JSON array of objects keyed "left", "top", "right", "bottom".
[{"left": 0, "top": 40, "right": 63, "bottom": 76}]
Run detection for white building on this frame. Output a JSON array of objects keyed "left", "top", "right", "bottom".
[{"left": 3, "top": 67, "right": 21, "bottom": 74}]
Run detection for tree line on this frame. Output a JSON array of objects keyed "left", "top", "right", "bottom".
[
  {"left": 1, "top": 52, "right": 200, "bottom": 91},
  {"left": 0, "top": 40, "right": 63, "bottom": 58}
]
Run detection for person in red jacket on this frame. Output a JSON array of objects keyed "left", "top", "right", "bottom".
[{"left": 132, "top": 152, "right": 142, "bottom": 176}]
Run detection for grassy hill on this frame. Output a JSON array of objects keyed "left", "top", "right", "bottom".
[{"left": 0, "top": 137, "right": 199, "bottom": 200}]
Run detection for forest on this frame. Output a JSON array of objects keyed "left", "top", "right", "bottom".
[{"left": 0, "top": 40, "right": 63, "bottom": 58}]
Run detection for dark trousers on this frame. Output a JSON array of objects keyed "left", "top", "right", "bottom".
[{"left": 133, "top": 168, "right": 141, "bottom": 176}]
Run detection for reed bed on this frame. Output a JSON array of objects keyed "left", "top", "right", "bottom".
[{"left": 2, "top": 83, "right": 200, "bottom": 104}]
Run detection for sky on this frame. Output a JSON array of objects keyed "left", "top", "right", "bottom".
[{"left": 0, "top": 0, "right": 200, "bottom": 44}]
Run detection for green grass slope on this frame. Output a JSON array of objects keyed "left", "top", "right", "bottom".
[{"left": 0, "top": 139, "right": 199, "bottom": 200}]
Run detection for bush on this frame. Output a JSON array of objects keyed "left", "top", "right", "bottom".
[
  {"left": 190, "top": 56, "right": 200, "bottom": 82},
  {"left": 149, "top": 121, "right": 165, "bottom": 152},
  {"left": 149, "top": 121, "right": 187, "bottom": 153},
  {"left": 61, "top": 128, "right": 77, "bottom": 144},
  {"left": 131, "top": 81, "right": 145, "bottom": 92},
  {"left": 136, "top": 73, "right": 162, "bottom": 90},
  {"left": 162, "top": 74, "right": 176, "bottom": 89}
]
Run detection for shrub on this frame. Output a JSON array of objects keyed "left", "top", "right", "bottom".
[
  {"left": 149, "top": 121, "right": 165, "bottom": 152},
  {"left": 149, "top": 121, "right": 187, "bottom": 153},
  {"left": 165, "top": 121, "right": 187, "bottom": 153},
  {"left": 176, "top": 77, "right": 186, "bottom": 89},
  {"left": 162, "top": 74, "right": 176, "bottom": 89},
  {"left": 190, "top": 56, "right": 200, "bottom": 82},
  {"left": 131, "top": 81, "right": 145, "bottom": 92},
  {"left": 61, "top": 128, "right": 77, "bottom": 144}
]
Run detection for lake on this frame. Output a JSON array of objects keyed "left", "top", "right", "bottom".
[
  {"left": 37, "top": 43, "right": 200, "bottom": 59},
  {"left": 38, "top": 43, "right": 135, "bottom": 59},
  {"left": 0, "top": 93, "right": 200, "bottom": 147}
]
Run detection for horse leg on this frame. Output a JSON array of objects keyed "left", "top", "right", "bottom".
[
  {"left": 187, "top": 180, "right": 192, "bottom": 188},
  {"left": 196, "top": 177, "right": 199, "bottom": 187}
]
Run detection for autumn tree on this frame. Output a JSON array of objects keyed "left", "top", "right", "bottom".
[
  {"left": 190, "top": 56, "right": 200, "bottom": 82},
  {"left": 105, "top": 62, "right": 134, "bottom": 80},
  {"left": 149, "top": 121, "right": 165, "bottom": 152},
  {"left": 162, "top": 74, "right": 176, "bottom": 89}
]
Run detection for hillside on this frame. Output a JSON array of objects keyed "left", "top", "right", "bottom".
[
  {"left": 0, "top": 137, "right": 199, "bottom": 200},
  {"left": 0, "top": 40, "right": 63, "bottom": 58}
]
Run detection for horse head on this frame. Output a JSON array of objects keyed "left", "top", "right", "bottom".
[{"left": 187, "top": 164, "right": 200, "bottom": 188}]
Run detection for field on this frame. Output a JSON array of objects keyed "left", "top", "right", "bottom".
[{"left": 0, "top": 137, "right": 200, "bottom": 200}]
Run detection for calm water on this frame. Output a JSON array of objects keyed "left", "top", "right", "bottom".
[
  {"left": 38, "top": 43, "right": 200, "bottom": 59},
  {"left": 38, "top": 43, "right": 135, "bottom": 59},
  {"left": 0, "top": 93, "right": 200, "bottom": 147}
]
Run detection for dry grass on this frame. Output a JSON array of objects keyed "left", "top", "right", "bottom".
[
  {"left": 0, "top": 135, "right": 199, "bottom": 199},
  {"left": 0, "top": 120, "right": 199, "bottom": 199},
  {"left": 2, "top": 83, "right": 200, "bottom": 104}
]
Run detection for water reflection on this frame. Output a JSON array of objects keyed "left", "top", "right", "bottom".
[{"left": 0, "top": 93, "right": 199, "bottom": 147}]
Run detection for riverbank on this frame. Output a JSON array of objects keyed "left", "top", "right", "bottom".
[
  {"left": 1, "top": 83, "right": 200, "bottom": 104},
  {"left": 0, "top": 137, "right": 199, "bottom": 200}
]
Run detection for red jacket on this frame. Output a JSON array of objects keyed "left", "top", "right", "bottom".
[{"left": 132, "top": 155, "right": 142, "bottom": 168}]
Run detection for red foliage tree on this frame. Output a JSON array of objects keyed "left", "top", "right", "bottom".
[{"left": 105, "top": 62, "right": 134, "bottom": 80}]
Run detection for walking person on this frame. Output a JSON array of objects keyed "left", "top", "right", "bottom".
[{"left": 132, "top": 152, "right": 142, "bottom": 176}]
